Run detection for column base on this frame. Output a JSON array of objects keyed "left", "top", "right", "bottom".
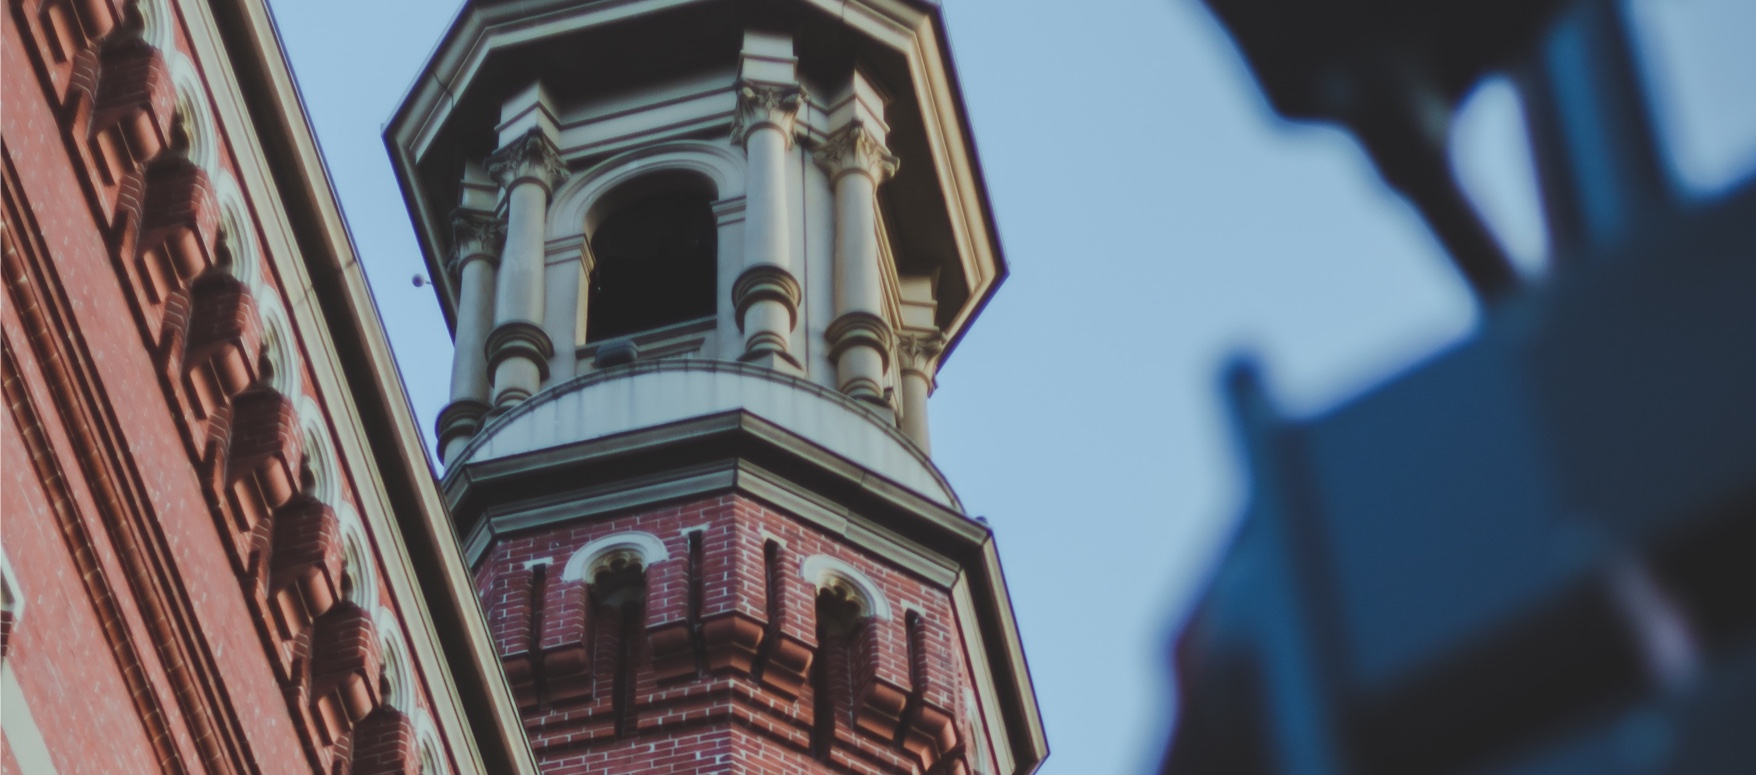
[
  {"left": 485, "top": 321, "right": 554, "bottom": 380},
  {"left": 435, "top": 399, "right": 491, "bottom": 464},
  {"left": 738, "top": 348, "right": 803, "bottom": 374}
]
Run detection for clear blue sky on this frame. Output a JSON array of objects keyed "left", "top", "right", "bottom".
[{"left": 267, "top": 1, "right": 1754, "bottom": 771}]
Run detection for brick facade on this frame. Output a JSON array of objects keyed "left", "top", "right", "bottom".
[
  {"left": 2, "top": 0, "right": 491, "bottom": 771},
  {"left": 473, "top": 494, "right": 994, "bottom": 775}
]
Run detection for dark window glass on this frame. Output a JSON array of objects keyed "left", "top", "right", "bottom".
[{"left": 586, "top": 190, "right": 716, "bottom": 341}]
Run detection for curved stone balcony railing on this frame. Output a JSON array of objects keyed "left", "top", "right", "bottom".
[{"left": 447, "top": 359, "right": 960, "bottom": 509}]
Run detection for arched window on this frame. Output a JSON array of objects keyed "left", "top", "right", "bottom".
[
  {"left": 799, "top": 555, "right": 891, "bottom": 759},
  {"left": 560, "top": 531, "right": 667, "bottom": 734},
  {"left": 585, "top": 189, "right": 716, "bottom": 342}
]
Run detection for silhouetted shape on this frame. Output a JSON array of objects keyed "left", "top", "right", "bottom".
[{"left": 1169, "top": 1, "right": 1756, "bottom": 773}]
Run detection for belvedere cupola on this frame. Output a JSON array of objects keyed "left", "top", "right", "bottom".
[{"left": 386, "top": 1, "right": 1046, "bottom": 774}]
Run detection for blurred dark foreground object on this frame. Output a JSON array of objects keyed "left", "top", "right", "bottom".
[{"left": 1165, "top": 0, "right": 1756, "bottom": 774}]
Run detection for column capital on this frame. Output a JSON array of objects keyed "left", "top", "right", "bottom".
[
  {"left": 814, "top": 123, "right": 898, "bottom": 184},
  {"left": 896, "top": 331, "right": 944, "bottom": 378},
  {"left": 730, "top": 83, "right": 805, "bottom": 148},
  {"left": 487, "top": 129, "right": 568, "bottom": 194},
  {"left": 448, "top": 209, "right": 506, "bottom": 277}
]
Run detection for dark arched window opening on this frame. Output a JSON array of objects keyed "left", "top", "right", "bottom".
[
  {"left": 811, "top": 584, "right": 867, "bottom": 759},
  {"left": 591, "top": 553, "right": 648, "bottom": 736},
  {"left": 586, "top": 190, "right": 716, "bottom": 342}
]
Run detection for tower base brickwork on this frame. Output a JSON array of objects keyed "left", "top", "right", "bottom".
[{"left": 474, "top": 494, "right": 982, "bottom": 775}]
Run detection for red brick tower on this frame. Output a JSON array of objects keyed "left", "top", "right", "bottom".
[{"left": 385, "top": 2, "right": 1045, "bottom": 774}]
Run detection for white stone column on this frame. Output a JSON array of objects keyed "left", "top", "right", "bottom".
[
  {"left": 486, "top": 129, "right": 567, "bottom": 409},
  {"left": 896, "top": 333, "right": 942, "bottom": 454},
  {"left": 815, "top": 123, "right": 898, "bottom": 404},
  {"left": 730, "top": 83, "right": 805, "bottom": 371},
  {"left": 436, "top": 211, "right": 504, "bottom": 463},
  {"left": 542, "top": 239, "right": 586, "bottom": 382}
]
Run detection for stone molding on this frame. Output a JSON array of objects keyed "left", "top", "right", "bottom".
[
  {"left": 485, "top": 320, "right": 554, "bottom": 381},
  {"left": 486, "top": 129, "right": 567, "bottom": 194},
  {"left": 559, "top": 532, "right": 670, "bottom": 583},
  {"left": 729, "top": 84, "right": 805, "bottom": 148},
  {"left": 439, "top": 359, "right": 963, "bottom": 513},
  {"left": 435, "top": 399, "right": 491, "bottom": 462},
  {"left": 731, "top": 263, "right": 802, "bottom": 333},
  {"left": 814, "top": 123, "right": 899, "bottom": 184},
  {"left": 732, "top": 264, "right": 803, "bottom": 369},
  {"left": 447, "top": 209, "right": 505, "bottom": 277},
  {"left": 826, "top": 311, "right": 895, "bottom": 368},
  {"left": 798, "top": 555, "right": 893, "bottom": 620}
]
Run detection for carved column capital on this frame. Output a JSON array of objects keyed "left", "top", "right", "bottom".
[
  {"left": 730, "top": 84, "right": 805, "bottom": 148},
  {"left": 447, "top": 210, "right": 505, "bottom": 277},
  {"left": 814, "top": 123, "right": 898, "bottom": 184},
  {"left": 896, "top": 332, "right": 944, "bottom": 378},
  {"left": 486, "top": 129, "right": 567, "bottom": 194}
]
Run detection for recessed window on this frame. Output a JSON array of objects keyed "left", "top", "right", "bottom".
[{"left": 586, "top": 190, "right": 716, "bottom": 342}]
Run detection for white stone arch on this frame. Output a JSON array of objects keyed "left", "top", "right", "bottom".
[
  {"left": 209, "top": 173, "right": 261, "bottom": 289},
  {"left": 253, "top": 291, "right": 301, "bottom": 398},
  {"left": 799, "top": 555, "right": 892, "bottom": 621},
  {"left": 372, "top": 606, "right": 417, "bottom": 711},
  {"left": 334, "top": 503, "right": 378, "bottom": 608},
  {"left": 559, "top": 531, "right": 670, "bottom": 583},
  {"left": 164, "top": 52, "right": 220, "bottom": 172},
  {"left": 137, "top": 0, "right": 177, "bottom": 53},
  {"left": 410, "top": 708, "right": 444, "bottom": 774},
  {"left": 546, "top": 140, "right": 746, "bottom": 241},
  {"left": 294, "top": 395, "right": 341, "bottom": 506}
]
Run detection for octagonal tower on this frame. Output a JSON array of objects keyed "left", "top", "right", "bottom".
[{"left": 387, "top": 1, "right": 1044, "bottom": 773}]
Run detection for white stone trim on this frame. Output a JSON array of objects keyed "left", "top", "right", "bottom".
[
  {"left": 546, "top": 140, "right": 745, "bottom": 241},
  {"left": 560, "top": 531, "right": 670, "bottom": 583},
  {"left": 254, "top": 291, "right": 301, "bottom": 399},
  {"left": 295, "top": 395, "right": 342, "bottom": 506},
  {"left": 799, "top": 555, "right": 891, "bottom": 620},
  {"left": 165, "top": 52, "right": 221, "bottom": 173},
  {"left": 411, "top": 708, "right": 445, "bottom": 774},
  {"left": 138, "top": 0, "right": 176, "bottom": 53},
  {"left": 335, "top": 503, "right": 378, "bottom": 608},
  {"left": 373, "top": 606, "right": 417, "bottom": 711},
  {"left": 210, "top": 173, "right": 261, "bottom": 290}
]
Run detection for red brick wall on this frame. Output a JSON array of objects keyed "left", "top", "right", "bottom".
[
  {"left": 2, "top": 1, "right": 452, "bottom": 771},
  {"left": 473, "top": 494, "right": 994, "bottom": 774}
]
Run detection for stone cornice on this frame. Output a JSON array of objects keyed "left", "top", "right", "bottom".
[
  {"left": 814, "top": 123, "right": 899, "bottom": 184},
  {"left": 729, "top": 83, "right": 806, "bottom": 148},
  {"left": 486, "top": 129, "right": 567, "bottom": 194}
]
